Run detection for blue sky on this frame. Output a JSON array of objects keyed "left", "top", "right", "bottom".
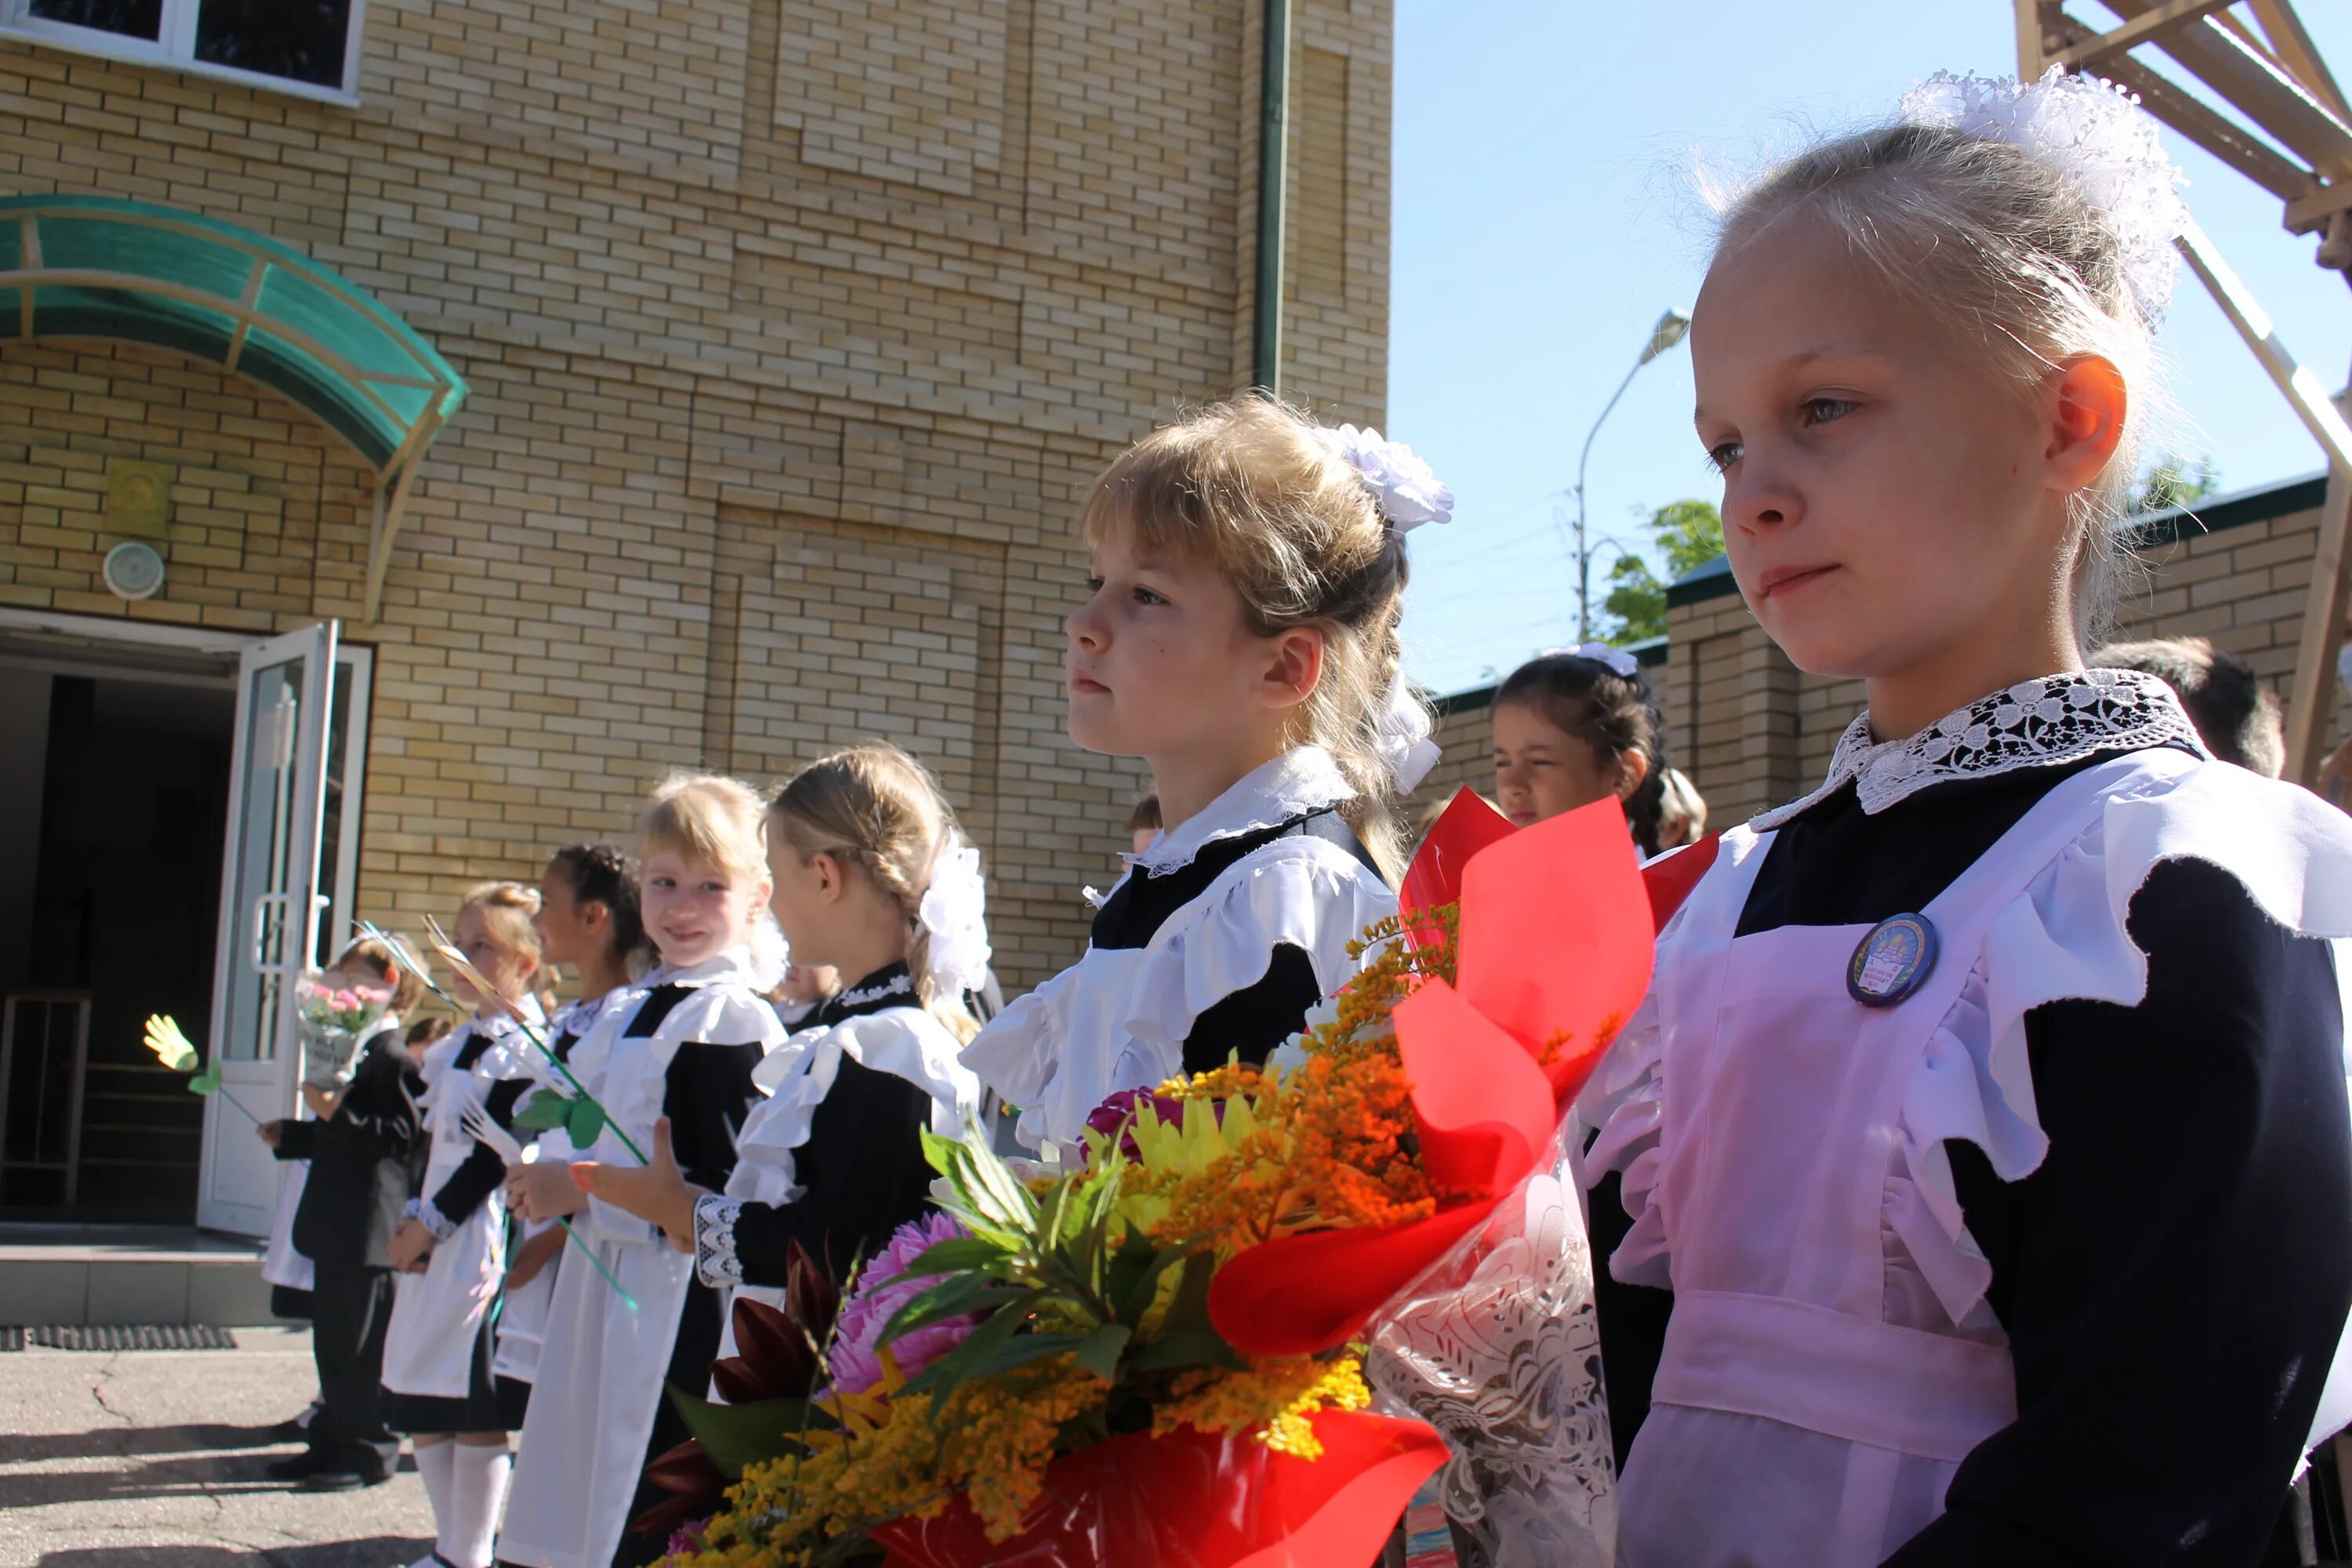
[{"left": 1388, "top": 3, "right": 2352, "bottom": 695}]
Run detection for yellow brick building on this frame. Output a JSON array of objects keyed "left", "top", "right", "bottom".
[{"left": 0, "top": 0, "right": 1392, "bottom": 1231}]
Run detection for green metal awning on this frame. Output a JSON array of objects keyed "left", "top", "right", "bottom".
[{"left": 0, "top": 194, "right": 467, "bottom": 618}]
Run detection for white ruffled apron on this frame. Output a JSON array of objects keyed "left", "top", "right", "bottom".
[
  {"left": 260, "top": 1159, "right": 314, "bottom": 1294},
  {"left": 381, "top": 1067, "right": 511, "bottom": 1400},
  {"left": 1618, "top": 758, "right": 2166, "bottom": 1567},
  {"left": 492, "top": 1216, "right": 561, "bottom": 1384}
]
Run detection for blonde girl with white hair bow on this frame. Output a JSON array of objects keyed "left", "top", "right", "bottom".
[{"left": 958, "top": 395, "right": 1454, "bottom": 1154}]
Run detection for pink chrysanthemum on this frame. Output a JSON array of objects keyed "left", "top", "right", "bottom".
[{"left": 826, "top": 1211, "right": 978, "bottom": 1397}]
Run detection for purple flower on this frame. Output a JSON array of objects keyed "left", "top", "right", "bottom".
[
  {"left": 664, "top": 1518, "right": 708, "bottom": 1559},
  {"left": 827, "top": 1212, "right": 978, "bottom": 1397},
  {"left": 1083, "top": 1087, "right": 1188, "bottom": 1163}
]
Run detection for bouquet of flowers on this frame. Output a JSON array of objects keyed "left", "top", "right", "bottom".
[
  {"left": 659, "top": 793, "right": 1666, "bottom": 1568},
  {"left": 295, "top": 973, "right": 396, "bottom": 1090}
]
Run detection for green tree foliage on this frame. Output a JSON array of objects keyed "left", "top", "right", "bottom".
[
  {"left": 2130, "top": 456, "right": 2219, "bottom": 515},
  {"left": 1599, "top": 499, "right": 1726, "bottom": 644}
]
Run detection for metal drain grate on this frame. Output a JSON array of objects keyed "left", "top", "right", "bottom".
[{"left": 31, "top": 1324, "right": 238, "bottom": 1351}]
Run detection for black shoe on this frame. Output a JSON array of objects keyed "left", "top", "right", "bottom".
[
  {"left": 296, "top": 1459, "right": 394, "bottom": 1492},
  {"left": 270, "top": 1401, "right": 321, "bottom": 1442},
  {"left": 266, "top": 1447, "right": 338, "bottom": 1482}
]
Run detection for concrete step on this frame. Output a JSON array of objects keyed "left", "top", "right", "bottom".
[{"left": 0, "top": 1223, "right": 290, "bottom": 1327}]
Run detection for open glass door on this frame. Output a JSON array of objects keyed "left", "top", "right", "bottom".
[{"left": 196, "top": 622, "right": 336, "bottom": 1235}]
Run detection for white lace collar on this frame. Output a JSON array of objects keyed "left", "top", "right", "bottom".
[
  {"left": 1752, "top": 670, "right": 2209, "bottom": 832},
  {"left": 1128, "top": 746, "right": 1356, "bottom": 876}
]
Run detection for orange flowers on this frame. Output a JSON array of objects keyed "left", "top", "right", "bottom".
[{"left": 1125, "top": 908, "right": 1482, "bottom": 1259}]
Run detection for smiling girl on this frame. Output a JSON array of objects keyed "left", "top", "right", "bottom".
[
  {"left": 497, "top": 778, "right": 789, "bottom": 1568},
  {"left": 573, "top": 746, "right": 985, "bottom": 1357},
  {"left": 1579, "top": 75, "right": 2352, "bottom": 1566},
  {"left": 961, "top": 398, "right": 1450, "bottom": 1151}
]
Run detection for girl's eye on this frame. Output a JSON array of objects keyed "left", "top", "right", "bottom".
[
  {"left": 1083, "top": 576, "right": 1105, "bottom": 593},
  {"left": 1800, "top": 396, "right": 1855, "bottom": 427},
  {"left": 1131, "top": 585, "right": 1167, "bottom": 607},
  {"left": 1704, "top": 439, "right": 1742, "bottom": 474}
]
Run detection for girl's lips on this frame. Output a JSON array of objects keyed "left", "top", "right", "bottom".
[
  {"left": 1504, "top": 809, "right": 1539, "bottom": 828},
  {"left": 1757, "top": 564, "right": 1838, "bottom": 601},
  {"left": 1069, "top": 675, "right": 1109, "bottom": 695}
]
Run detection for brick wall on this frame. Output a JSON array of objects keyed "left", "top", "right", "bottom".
[
  {"left": 1662, "top": 477, "right": 2346, "bottom": 829},
  {"left": 0, "top": 0, "right": 1393, "bottom": 989}
]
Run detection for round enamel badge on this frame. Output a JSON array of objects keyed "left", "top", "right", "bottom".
[{"left": 1847, "top": 913, "right": 1938, "bottom": 1009}]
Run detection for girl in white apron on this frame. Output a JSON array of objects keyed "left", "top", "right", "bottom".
[
  {"left": 499, "top": 776, "right": 789, "bottom": 1568},
  {"left": 574, "top": 746, "right": 985, "bottom": 1359},
  {"left": 492, "top": 845, "right": 651, "bottom": 1390},
  {"left": 961, "top": 398, "right": 1449, "bottom": 1153},
  {"left": 383, "top": 884, "right": 549, "bottom": 1568},
  {"left": 1581, "top": 73, "right": 2352, "bottom": 1566}
]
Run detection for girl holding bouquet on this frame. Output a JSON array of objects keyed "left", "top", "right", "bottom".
[
  {"left": 499, "top": 777, "right": 790, "bottom": 1568},
  {"left": 262, "top": 935, "right": 419, "bottom": 1433},
  {"left": 1581, "top": 74, "right": 2352, "bottom": 1566},
  {"left": 491, "top": 845, "right": 652, "bottom": 1390},
  {"left": 962, "top": 397, "right": 1449, "bottom": 1151},
  {"left": 575, "top": 745, "right": 986, "bottom": 1341},
  {"left": 381, "top": 882, "right": 549, "bottom": 1568}
]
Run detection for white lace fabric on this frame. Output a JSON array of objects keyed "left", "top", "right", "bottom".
[
  {"left": 1755, "top": 670, "right": 2207, "bottom": 832},
  {"left": 693, "top": 1193, "right": 745, "bottom": 1290}
]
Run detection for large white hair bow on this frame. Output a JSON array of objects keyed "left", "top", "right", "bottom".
[
  {"left": 1373, "top": 672, "right": 1440, "bottom": 794},
  {"left": 917, "top": 834, "right": 993, "bottom": 1002},
  {"left": 1313, "top": 424, "right": 1455, "bottom": 533},
  {"left": 1899, "top": 67, "right": 2187, "bottom": 324}
]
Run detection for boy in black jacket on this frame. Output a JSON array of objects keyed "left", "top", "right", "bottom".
[{"left": 260, "top": 1001, "right": 427, "bottom": 1490}]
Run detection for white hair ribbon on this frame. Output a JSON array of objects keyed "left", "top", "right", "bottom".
[
  {"left": 916, "top": 834, "right": 993, "bottom": 1001},
  {"left": 1544, "top": 642, "right": 1642, "bottom": 679},
  {"left": 1372, "top": 670, "right": 1441, "bottom": 795},
  {"left": 1898, "top": 67, "right": 2187, "bottom": 325},
  {"left": 1312, "top": 423, "right": 1456, "bottom": 533}
]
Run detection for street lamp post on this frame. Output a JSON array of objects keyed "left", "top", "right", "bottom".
[{"left": 1573, "top": 308, "right": 1692, "bottom": 641}]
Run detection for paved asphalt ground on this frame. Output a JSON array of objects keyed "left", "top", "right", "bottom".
[{"left": 0, "top": 1327, "right": 434, "bottom": 1567}]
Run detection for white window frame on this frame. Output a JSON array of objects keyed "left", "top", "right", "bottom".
[{"left": 0, "top": 0, "right": 365, "bottom": 106}]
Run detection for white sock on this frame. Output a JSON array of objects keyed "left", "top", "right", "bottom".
[
  {"left": 446, "top": 1441, "right": 512, "bottom": 1568},
  {"left": 412, "top": 1439, "right": 456, "bottom": 1555}
]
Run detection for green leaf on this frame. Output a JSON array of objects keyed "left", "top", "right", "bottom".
[
  {"left": 187, "top": 1065, "right": 223, "bottom": 1096},
  {"left": 664, "top": 1385, "right": 820, "bottom": 1478},
  {"left": 899, "top": 1236, "right": 1016, "bottom": 1279},
  {"left": 964, "top": 1331, "right": 1085, "bottom": 1380},
  {"left": 512, "top": 1094, "right": 571, "bottom": 1132},
  {"left": 1160, "top": 1250, "right": 1218, "bottom": 1339},
  {"left": 1127, "top": 1327, "right": 1247, "bottom": 1374},
  {"left": 1073, "top": 1323, "right": 1131, "bottom": 1381},
  {"left": 1112, "top": 1237, "right": 1193, "bottom": 1327},
  {"left": 878, "top": 1276, "right": 1030, "bottom": 1347},
  {"left": 564, "top": 1098, "right": 608, "bottom": 1149},
  {"left": 902, "top": 1293, "right": 1040, "bottom": 1411}
]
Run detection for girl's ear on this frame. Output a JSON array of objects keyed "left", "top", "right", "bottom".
[
  {"left": 1615, "top": 748, "right": 1652, "bottom": 803},
  {"left": 2044, "top": 354, "right": 2129, "bottom": 492},
  {"left": 809, "top": 851, "right": 847, "bottom": 905},
  {"left": 1259, "top": 626, "right": 1326, "bottom": 713}
]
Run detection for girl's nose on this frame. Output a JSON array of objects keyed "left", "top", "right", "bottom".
[
  {"left": 1726, "top": 463, "right": 1802, "bottom": 535},
  {"left": 1065, "top": 592, "right": 1107, "bottom": 650}
]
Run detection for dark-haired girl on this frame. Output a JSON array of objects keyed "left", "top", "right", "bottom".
[
  {"left": 492, "top": 845, "right": 651, "bottom": 1391},
  {"left": 1492, "top": 644, "right": 1668, "bottom": 857}
]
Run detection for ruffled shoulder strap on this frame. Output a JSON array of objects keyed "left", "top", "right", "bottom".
[
  {"left": 735, "top": 1005, "right": 982, "bottom": 1205},
  {"left": 1124, "top": 831, "right": 1399, "bottom": 1051},
  {"left": 1894, "top": 756, "right": 2352, "bottom": 1332},
  {"left": 647, "top": 982, "right": 794, "bottom": 1054}
]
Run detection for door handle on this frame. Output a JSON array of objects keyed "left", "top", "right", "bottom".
[{"left": 251, "top": 892, "right": 295, "bottom": 976}]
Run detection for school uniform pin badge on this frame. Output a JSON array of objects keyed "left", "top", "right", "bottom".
[{"left": 1848, "top": 913, "right": 1937, "bottom": 1008}]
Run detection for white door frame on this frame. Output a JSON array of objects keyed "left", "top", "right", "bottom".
[{"left": 0, "top": 609, "right": 373, "bottom": 1233}]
